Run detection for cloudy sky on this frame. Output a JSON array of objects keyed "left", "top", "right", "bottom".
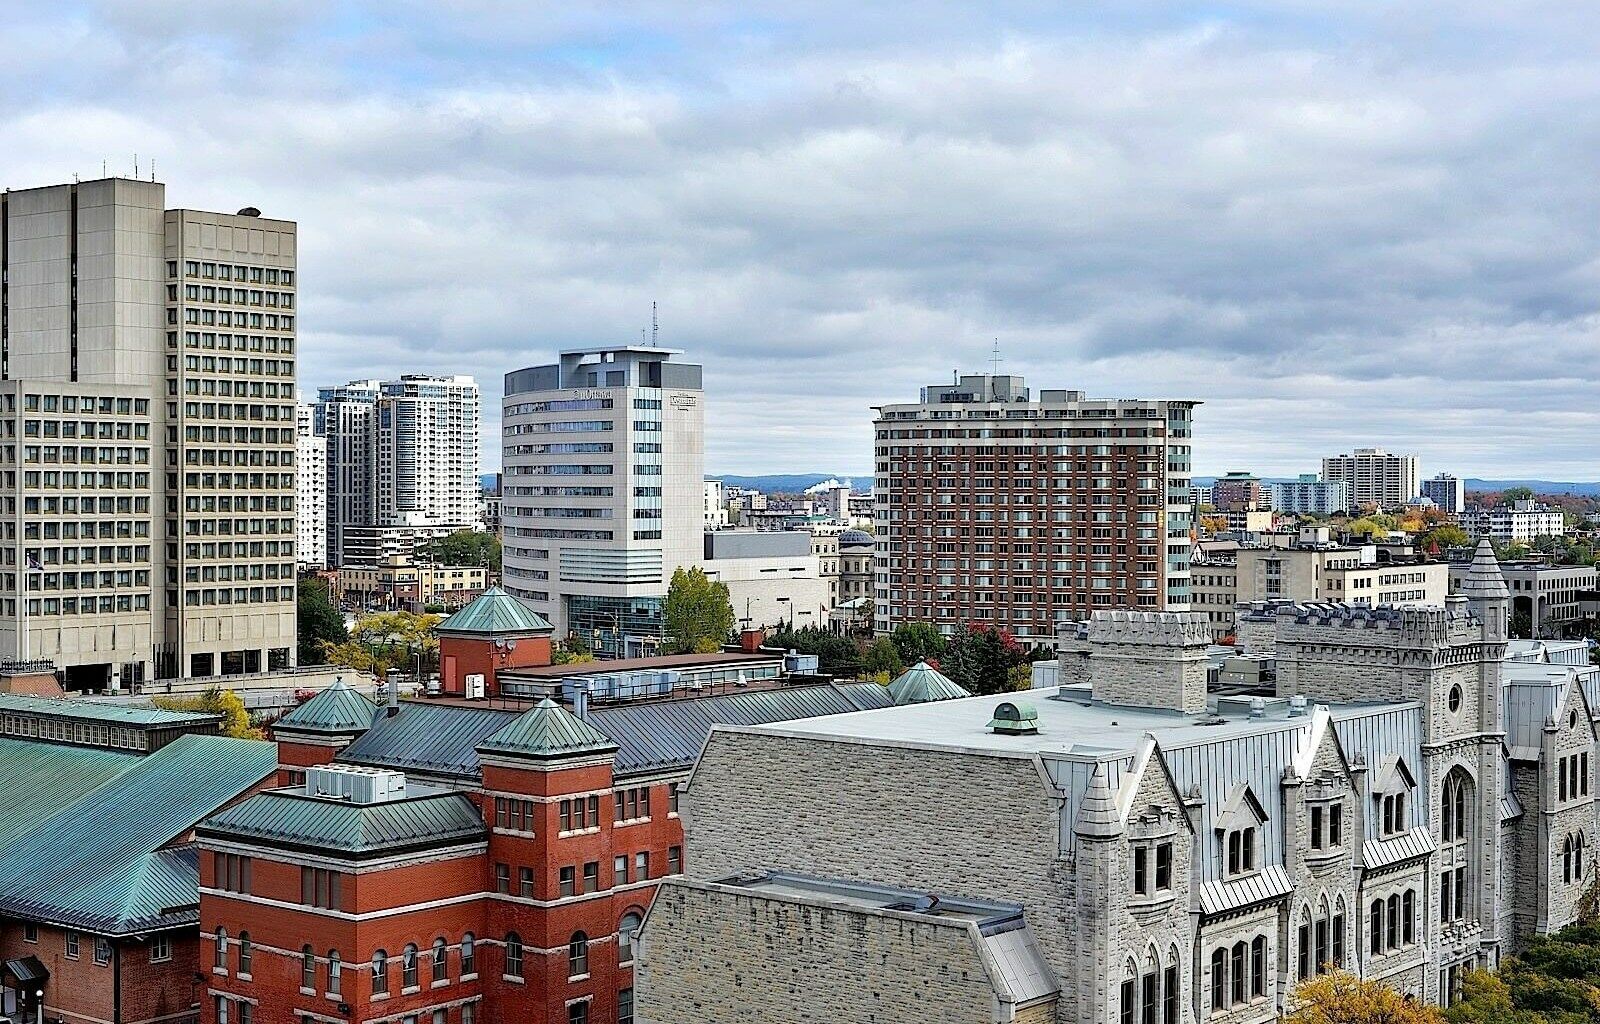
[{"left": 7, "top": 2, "right": 1600, "bottom": 480}]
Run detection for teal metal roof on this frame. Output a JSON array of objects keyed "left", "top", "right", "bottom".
[
  {"left": 887, "top": 662, "right": 971, "bottom": 705},
  {"left": 0, "top": 692, "right": 219, "bottom": 727},
  {"left": 199, "top": 787, "right": 486, "bottom": 857},
  {"left": 435, "top": 587, "right": 553, "bottom": 635},
  {"left": 0, "top": 734, "right": 277, "bottom": 934},
  {"left": 0, "top": 739, "right": 142, "bottom": 846},
  {"left": 274, "top": 677, "right": 378, "bottom": 734},
  {"left": 478, "top": 698, "right": 618, "bottom": 760}
]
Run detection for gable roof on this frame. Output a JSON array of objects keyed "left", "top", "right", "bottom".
[
  {"left": 434, "top": 587, "right": 553, "bottom": 636},
  {"left": 478, "top": 698, "right": 618, "bottom": 761},
  {"left": 200, "top": 787, "right": 487, "bottom": 857},
  {"left": 0, "top": 734, "right": 277, "bottom": 934},
  {"left": 274, "top": 676, "right": 378, "bottom": 735}
]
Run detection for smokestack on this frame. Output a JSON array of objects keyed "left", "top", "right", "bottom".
[{"left": 386, "top": 669, "right": 400, "bottom": 717}]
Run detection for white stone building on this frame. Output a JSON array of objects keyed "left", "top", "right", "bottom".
[
  {"left": 500, "top": 346, "right": 703, "bottom": 654},
  {"left": 0, "top": 177, "right": 297, "bottom": 688},
  {"left": 640, "top": 542, "right": 1599, "bottom": 1023},
  {"left": 1321, "top": 448, "right": 1419, "bottom": 510},
  {"left": 295, "top": 401, "right": 327, "bottom": 568}
]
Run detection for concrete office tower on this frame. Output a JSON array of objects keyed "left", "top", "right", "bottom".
[
  {"left": 1422, "top": 471, "right": 1465, "bottom": 515},
  {"left": 0, "top": 177, "right": 297, "bottom": 688},
  {"left": 872, "top": 374, "right": 1197, "bottom": 638},
  {"left": 501, "top": 346, "right": 704, "bottom": 654},
  {"left": 295, "top": 401, "right": 328, "bottom": 567},
  {"left": 1321, "top": 447, "right": 1420, "bottom": 510}
]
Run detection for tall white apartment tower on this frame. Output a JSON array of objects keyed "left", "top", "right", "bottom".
[
  {"left": 0, "top": 177, "right": 297, "bottom": 688},
  {"left": 872, "top": 375, "right": 1196, "bottom": 639},
  {"left": 501, "top": 346, "right": 704, "bottom": 655},
  {"left": 1321, "top": 447, "right": 1420, "bottom": 510},
  {"left": 296, "top": 402, "right": 328, "bottom": 567}
]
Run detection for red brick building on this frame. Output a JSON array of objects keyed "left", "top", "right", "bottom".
[{"left": 196, "top": 589, "right": 916, "bottom": 1024}]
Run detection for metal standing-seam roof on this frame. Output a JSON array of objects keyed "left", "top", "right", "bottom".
[
  {"left": 274, "top": 676, "right": 379, "bottom": 734},
  {"left": 0, "top": 734, "right": 277, "bottom": 934},
  {"left": 479, "top": 699, "right": 618, "bottom": 760},
  {"left": 434, "top": 587, "right": 553, "bottom": 635},
  {"left": 199, "top": 786, "right": 487, "bottom": 857}
]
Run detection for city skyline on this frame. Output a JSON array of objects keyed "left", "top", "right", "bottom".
[{"left": 10, "top": 4, "right": 1600, "bottom": 480}]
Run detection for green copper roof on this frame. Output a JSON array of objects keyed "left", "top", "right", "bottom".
[
  {"left": 0, "top": 734, "right": 277, "bottom": 934},
  {"left": 435, "top": 587, "right": 553, "bottom": 636},
  {"left": 199, "top": 787, "right": 487, "bottom": 857},
  {"left": 887, "top": 662, "right": 971, "bottom": 705},
  {"left": 478, "top": 698, "right": 617, "bottom": 760},
  {"left": 274, "top": 676, "right": 378, "bottom": 734}
]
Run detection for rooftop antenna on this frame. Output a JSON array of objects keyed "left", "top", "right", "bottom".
[{"left": 651, "top": 301, "right": 659, "bottom": 346}]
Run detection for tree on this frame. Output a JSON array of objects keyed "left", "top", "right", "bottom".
[
  {"left": 1291, "top": 971, "right": 1444, "bottom": 1024},
  {"left": 661, "top": 567, "right": 736, "bottom": 654},
  {"left": 152, "top": 688, "right": 264, "bottom": 740},
  {"left": 418, "top": 530, "right": 502, "bottom": 571},
  {"left": 323, "top": 610, "right": 443, "bottom": 677},
  {"left": 297, "top": 577, "right": 348, "bottom": 665},
  {"left": 891, "top": 621, "right": 947, "bottom": 666},
  {"left": 859, "top": 636, "right": 903, "bottom": 679}
]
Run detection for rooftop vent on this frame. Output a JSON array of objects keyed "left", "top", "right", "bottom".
[{"left": 987, "top": 700, "right": 1039, "bottom": 736}]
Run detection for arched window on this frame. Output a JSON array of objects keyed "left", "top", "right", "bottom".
[
  {"left": 569, "top": 932, "right": 589, "bottom": 979},
  {"left": 460, "top": 933, "right": 475, "bottom": 976},
  {"left": 1230, "top": 941, "right": 1245, "bottom": 1005},
  {"left": 327, "top": 951, "right": 341, "bottom": 996},
  {"left": 1210, "top": 949, "right": 1226, "bottom": 1012},
  {"left": 618, "top": 912, "right": 643, "bottom": 965},
  {"left": 238, "top": 932, "right": 251, "bottom": 976},
  {"left": 432, "top": 937, "right": 448, "bottom": 983},
  {"left": 504, "top": 933, "right": 523, "bottom": 979},
  {"left": 371, "top": 949, "right": 389, "bottom": 996},
  {"left": 402, "top": 943, "right": 418, "bottom": 989},
  {"left": 214, "top": 927, "right": 227, "bottom": 970},
  {"left": 1250, "top": 936, "right": 1267, "bottom": 998},
  {"left": 301, "top": 946, "right": 315, "bottom": 991}
]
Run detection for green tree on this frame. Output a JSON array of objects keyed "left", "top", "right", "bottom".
[
  {"left": 297, "top": 577, "right": 348, "bottom": 665},
  {"left": 323, "top": 610, "right": 443, "bottom": 677},
  {"left": 418, "top": 530, "right": 502, "bottom": 571},
  {"left": 662, "top": 567, "right": 736, "bottom": 654},
  {"left": 152, "top": 688, "right": 264, "bottom": 740},
  {"left": 891, "top": 621, "right": 947, "bottom": 666},
  {"left": 859, "top": 636, "right": 903, "bottom": 678}
]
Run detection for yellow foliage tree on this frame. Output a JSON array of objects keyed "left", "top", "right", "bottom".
[
  {"left": 152, "top": 688, "right": 264, "bottom": 740},
  {"left": 1291, "top": 971, "right": 1444, "bottom": 1024},
  {"left": 322, "top": 610, "right": 443, "bottom": 678}
]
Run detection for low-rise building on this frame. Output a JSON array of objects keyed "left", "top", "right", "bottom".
[{"left": 1459, "top": 501, "right": 1566, "bottom": 544}]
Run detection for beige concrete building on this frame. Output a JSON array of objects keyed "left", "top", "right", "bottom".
[{"left": 0, "top": 178, "right": 296, "bottom": 688}]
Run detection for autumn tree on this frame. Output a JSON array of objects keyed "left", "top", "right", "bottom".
[
  {"left": 661, "top": 567, "right": 736, "bottom": 654},
  {"left": 1291, "top": 971, "right": 1444, "bottom": 1024}
]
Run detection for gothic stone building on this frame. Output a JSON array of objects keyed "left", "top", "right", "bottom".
[{"left": 638, "top": 541, "right": 1598, "bottom": 1023}]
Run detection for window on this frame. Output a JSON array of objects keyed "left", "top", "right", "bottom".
[
  {"left": 238, "top": 932, "right": 251, "bottom": 976},
  {"left": 619, "top": 987, "right": 634, "bottom": 1024},
  {"left": 151, "top": 934, "right": 171, "bottom": 963},
  {"left": 328, "top": 951, "right": 342, "bottom": 996},
  {"left": 302, "top": 946, "right": 316, "bottom": 990},
  {"left": 568, "top": 1003, "right": 589, "bottom": 1024},
  {"left": 213, "top": 928, "right": 226, "bottom": 969},
  {"left": 372, "top": 949, "right": 389, "bottom": 996},
  {"left": 619, "top": 912, "right": 643, "bottom": 965},
  {"left": 505, "top": 932, "right": 524, "bottom": 979},
  {"left": 569, "top": 932, "right": 589, "bottom": 979},
  {"left": 402, "top": 944, "right": 418, "bottom": 989},
  {"left": 432, "top": 937, "right": 448, "bottom": 983},
  {"left": 95, "top": 936, "right": 111, "bottom": 966},
  {"left": 461, "top": 934, "right": 475, "bottom": 977}
]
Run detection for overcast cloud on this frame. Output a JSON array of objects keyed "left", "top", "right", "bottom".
[{"left": 5, "top": 2, "right": 1599, "bottom": 479}]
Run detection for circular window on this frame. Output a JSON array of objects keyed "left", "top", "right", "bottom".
[{"left": 1447, "top": 685, "right": 1462, "bottom": 713}]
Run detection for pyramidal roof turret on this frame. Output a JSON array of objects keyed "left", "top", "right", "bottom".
[
  {"left": 1457, "top": 538, "right": 1510, "bottom": 600},
  {"left": 478, "top": 698, "right": 617, "bottom": 762}
]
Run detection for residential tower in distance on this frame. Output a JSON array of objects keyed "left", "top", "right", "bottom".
[{"left": 872, "top": 373, "right": 1196, "bottom": 639}]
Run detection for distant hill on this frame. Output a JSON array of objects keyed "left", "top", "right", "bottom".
[{"left": 709, "top": 473, "right": 867, "bottom": 494}]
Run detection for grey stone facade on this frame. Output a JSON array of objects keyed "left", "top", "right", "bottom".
[{"left": 639, "top": 541, "right": 1600, "bottom": 1023}]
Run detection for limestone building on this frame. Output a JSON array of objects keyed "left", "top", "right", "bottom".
[
  {"left": 639, "top": 541, "right": 1598, "bottom": 1023},
  {"left": 0, "top": 177, "right": 297, "bottom": 688}
]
